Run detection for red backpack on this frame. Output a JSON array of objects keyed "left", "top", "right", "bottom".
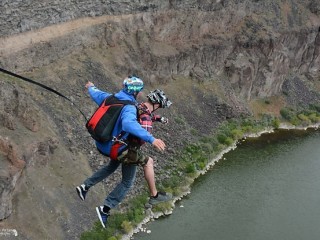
[{"left": 86, "top": 95, "right": 135, "bottom": 142}]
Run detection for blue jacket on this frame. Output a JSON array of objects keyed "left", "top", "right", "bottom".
[{"left": 88, "top": 86, "right": 155, "bottom": 155}]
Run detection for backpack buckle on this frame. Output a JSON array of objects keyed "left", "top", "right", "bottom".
[{"left": 112, "top": 136, "right": 128, "bottom": 146}]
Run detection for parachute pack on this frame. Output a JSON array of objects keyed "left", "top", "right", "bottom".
[{"left": 86, "top": 95, "right": 135, "bottom": 142}]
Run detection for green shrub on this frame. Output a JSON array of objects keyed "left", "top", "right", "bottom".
[
  {"left": 260, "top": 114, "right": 274, "bottom": 126},
  {"left": 215, "top": 144, "right": 226, "bottom": 152},
  {"left": 126, "top": 207, "right": 144, "bottom": 224},
  {"left": 280, "top": 108, "right": 294, "bottom": 121},
  {"left": 272, "top": 118, "right": 280, "bottom": 129},
  {"left": 110, "top": 213, "right": 127, "bottom": 228},
  {"left": 200, "top": 136, "right": 219, "bottom": 150},
  {"left": 185, "top": 163, "right": 196, "bottom": 173},
  {"left": 161, "top": 175, "right": 181, "bottom": 189},
  {"left": 196, "top": 155, "right": 207, "bottom": 164},
  {"left": 289, "top": 116, "right": 301, "bottom": 126},
  {"left": 217, "top": 133, "right": 228, "bottom": 144},
  {"left": 241, "top": 118, "right": 255, "bottom": 127},
  {"left": 308, "top": 113, "right": 320, "bottom": 123},
  {"left": 200, "top": 136, "right": 212, "bottom": 143},
  {"left": 129, "top": 193, "right": 148, "bottom": 208},
  {"left": 224, "top": 137, "right": 234, "bottom": 146},
  {"left": 241, "top": 125, "right": 253, "bottom": 133},
  {"left": 152, "top": 201, "right": 173, "bottom": 212},
  {"left": 172, "top": 186, "right": 184, "bottom": 196},
  {"left": 121, "top": 221, "right": 133, "bottom": 234},
  {"left": 231, "top": 129, "right": 244, "bottom": 140},
  {"left": 197, "top": 162, "right": 206, "bottom": 170},
  {"left": 108, "top": 237, "right": 118, "bottom": 240},
  {"left": 301, "top": 109, "right": 315, "bottom": 116},
  {"left": 309, "top": 104, "right": 320, "bottom": 112},
  {"left": 81, "top": 222, "right": 117, "bottom": 240},
  {"left": 297, "top": 113, "right": 309, "bottom": 121},
  {"left": 297, "top": 113, "right": 311, "bottom": 125},
  {"left": 200, "top": 142, "right": 213, "bottom": 153}
]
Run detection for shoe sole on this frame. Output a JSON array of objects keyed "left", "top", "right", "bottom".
[
  {"left": 96, "top": 207, "right": 106, "bottom": 228},
  {"left": 76, "top": 187, "right": 85, "bottom": 201}
]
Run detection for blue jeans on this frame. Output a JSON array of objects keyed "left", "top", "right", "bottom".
[{"left": 84, "top": 159, "right": 137, "bottom": 209}]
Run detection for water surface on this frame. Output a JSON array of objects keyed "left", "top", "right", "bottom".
[{"left": 135, "top": 129, "right": 320, "bottom": 240}]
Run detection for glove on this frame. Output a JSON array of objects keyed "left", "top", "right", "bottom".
[{"left": 160, "top": 117, "right": 169, "bottom": 124}]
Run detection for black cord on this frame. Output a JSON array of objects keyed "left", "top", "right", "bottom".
[{"left": 0, "top": 67, "right": 87, "bottom": 121}]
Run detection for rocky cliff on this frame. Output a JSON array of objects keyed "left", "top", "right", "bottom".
[{"left": 0, "top": 0, "right": 320, "bottom": 239}]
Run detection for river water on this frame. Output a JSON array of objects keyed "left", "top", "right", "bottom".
[{"left": 135, "top": 129, "right": 320, "bottom": 240}]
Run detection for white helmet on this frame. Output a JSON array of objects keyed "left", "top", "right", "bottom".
[{"left": 147, "top": 89, "right": 172, "bottom": 108}]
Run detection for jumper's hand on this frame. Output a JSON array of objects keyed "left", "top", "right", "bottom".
[
  {"left": 85, "top": 81, "right": 94, "bottom": 89},
  {"left": 152, "top": 139, "right": 166, "bottom": 151},
  {"left": 160, "top": 117, "right": 169, "bottom": 124}
]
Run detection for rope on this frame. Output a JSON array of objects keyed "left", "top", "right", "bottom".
[{"left": 0, "top": 67, "right": 87, "bottom": 120}]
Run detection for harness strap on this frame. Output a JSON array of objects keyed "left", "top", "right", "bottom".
[
  {"left": 110, "top": 142, "right": 122, "bottom": 160},
  {"left": 109, "top": 131, "right": 128, "bottom": 160}
]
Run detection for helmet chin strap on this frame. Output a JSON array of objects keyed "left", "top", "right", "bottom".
[
  {"left": 152, "top": 103, "right": 160, "bottom": 112},
  {"left": 133, "top": 91, "right": 140, "bottom": 99}
]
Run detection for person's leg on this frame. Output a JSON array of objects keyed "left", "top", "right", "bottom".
[
  {"left": 143, "top": 157, "right": 157, "bottom": 197},
  {"left": 143, "top": 157, "right": 173, "bottom": 205},
  {"left": 103, "top": 163, "right": 137, "bottom": 209},
  {"left": 143, "top": 157, "right": 172, "bottom": 205},
  {"left": 77, "top": 159, "right": 120, "bottom": 201},
  {"left": 92, "top": 160, "right": 123, "bottom": 228},
  {"left": 84, "top": 159, "right": 120, "bottom": 188}
]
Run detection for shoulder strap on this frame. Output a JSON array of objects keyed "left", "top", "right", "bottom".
[{"left": 103, "top": 95, "right": 136, "bottom": 106}]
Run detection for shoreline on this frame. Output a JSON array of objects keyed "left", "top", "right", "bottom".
[{"left": 123, "top": 122, "right": 320, "bottom": 239}]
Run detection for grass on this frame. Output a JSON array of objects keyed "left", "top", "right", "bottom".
[
  {"left": 81, "top": 193, "right": 149, "bottom": 240},
  {"left": 249, "top": 96, "right": 286, "bottom": 118},
  {"left": 280, "top": 105, "right": 320, "bottom": 126}
]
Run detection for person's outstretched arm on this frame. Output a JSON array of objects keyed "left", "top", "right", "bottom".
[{"left": 85, "top": 81, "right": 111, "bottom": 105}]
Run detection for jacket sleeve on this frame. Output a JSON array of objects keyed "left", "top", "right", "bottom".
[
  {"left": 121, "top": 105, "right": 155, "bottom": 144},
  {"left": 88, "top": 86, "right": 111, "bottom": 105}
]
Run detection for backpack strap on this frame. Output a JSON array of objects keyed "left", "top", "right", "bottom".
[{"left": 103, "top": 94, "right": 136, "bottom": 106}]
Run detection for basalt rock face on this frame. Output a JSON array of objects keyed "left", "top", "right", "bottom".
[
  {"left": 225, "top": 28, "right": 320, "bottom": 101},
  {"left": 1, "top": 1, "right": 319, "bottom": 103},
  {"left": 0, "top": 80, "right": 106, "bottom": 239},
  {"left": 0, "top": 0, "right": 320, "bottom": 239},
  {"left": 0, "top": 136, "right": 25, "bottom": 220}
]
